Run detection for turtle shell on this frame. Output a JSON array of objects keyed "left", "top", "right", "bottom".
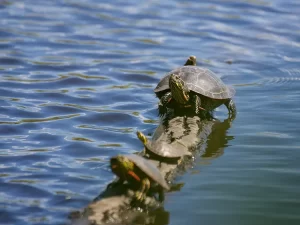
[
  {"left": 154, "top": 66, "right": 235, "bottom": 100},
  {"left": 145, "top": 141, "right": 191, "bottom": 159},
  {"left": 122, "top": 154, "right": 169, "bottom": 190}
]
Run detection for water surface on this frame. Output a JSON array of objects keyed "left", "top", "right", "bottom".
[{"left": 1, "top": 0, "right": 300, "bottom": 224}]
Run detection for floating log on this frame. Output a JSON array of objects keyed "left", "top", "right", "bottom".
[{"left": 69, "top": 115, "right": 228, "bottom": 225}]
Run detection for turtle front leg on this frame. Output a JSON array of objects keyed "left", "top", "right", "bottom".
[
  {"left": 225, "top": 99, "right": 237, "bottom": 121},
  {"left": 135, "top": 178, "right": 151, "bottom": 202},
  {"left": 158, "top": 92, "right": 172, "bottom": 117},
  {"left": 192, "top": 94, "right": 206, "bottom": 115},
  {"left": 192, "top": 95, "right": 216, "bottom": 120},
  {"left": 193, "top": 95, "right": 201, "bottom": 114}
]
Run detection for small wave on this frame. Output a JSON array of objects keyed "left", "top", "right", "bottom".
[
  {"left": 280, "top": 68, "right": 300, "bottom": 76},
  {"left": 261, "top": 76, "right": 300, "bottom": 85}
]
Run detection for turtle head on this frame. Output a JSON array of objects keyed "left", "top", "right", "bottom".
[
  {"left": 110, "top": 155, "right": 134, "bottom": 178},
  {"left": 184, "top": 55, "right": 197, "bottom": 66},
  {"left": 169, "top": 74, "right": 190, "bottom": 104},
  {"left": 136, "top": 131, "right": 148, "bottom": 145}
]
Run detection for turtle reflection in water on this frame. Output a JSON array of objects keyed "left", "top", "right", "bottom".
[
  {"left": 155, "top": 56, "right": 237, "bottom": 120},
  {"left": 110, "top": 154, "right": 169, "bottom": 203}
]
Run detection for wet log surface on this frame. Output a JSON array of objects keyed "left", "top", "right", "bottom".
[{"left": 69, "top": 115, "right": 228, "bottom": 225}]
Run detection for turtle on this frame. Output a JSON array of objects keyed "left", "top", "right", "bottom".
[
  {"left": 136, "top": 131, "right": 191, "bottom": 161},
  {"left": 110, "top": 154, "right": 169, "bottom": 202},
  {"left": 155, "top": 56, "right": 236, "bottom": 120}
]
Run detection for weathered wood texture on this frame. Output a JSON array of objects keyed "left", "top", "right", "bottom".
[{"left": 69, "top": 116, "right": 223, "bottom": 225}]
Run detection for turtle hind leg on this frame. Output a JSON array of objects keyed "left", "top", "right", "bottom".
[
  {"left": 225, "top": 99, "right": 237, "bottom": 121},
  {"left": 158, "top": 92, "right": 172, "bottom": 117}
]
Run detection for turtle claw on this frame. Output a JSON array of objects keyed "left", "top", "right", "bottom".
[
  {"left": 158, "top": 92, "right": 173, "bottom": 117},
  {"left": 134, "top": 191, "right": 146, "bottom": 202},
  {"left": 158, "top": 102, "right": 167, "bottom": 117},
  {"left": 225, "top": 99, "right": 237, "bottom": 122},
  {"left": 228, "top": 112, "right": 236, "bottom": 122}
]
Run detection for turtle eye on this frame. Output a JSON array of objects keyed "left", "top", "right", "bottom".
[{"left": 111, "top": 164, "right": 118, "bottom": 169}]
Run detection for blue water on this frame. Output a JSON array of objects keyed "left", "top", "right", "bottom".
[{"left": 1, "top": 0, "right": 300, "bottom": 224}]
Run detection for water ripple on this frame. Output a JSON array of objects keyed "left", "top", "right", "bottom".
[{"left": 1, "top": 0, "right": 300, "bottom": 224}]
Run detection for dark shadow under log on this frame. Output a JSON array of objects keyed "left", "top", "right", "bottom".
[{"left": 69, "top": 116, "right": 223, "bottom": 225}]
